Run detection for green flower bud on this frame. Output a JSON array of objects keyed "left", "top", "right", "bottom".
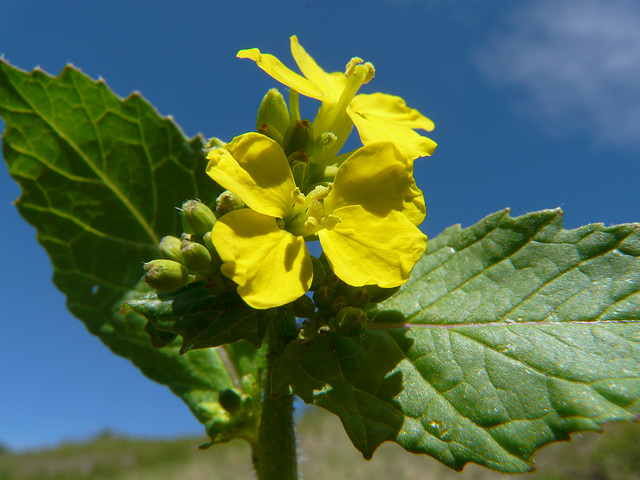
[
  {"left": 330, "top": 307, "right": 369, "bottom": 336},
  {"left": 180, "top": 199, "right": 216, "bottom": 237},
  {"left": 309, "top": 256, "right": 326, "bottom": 291},
  {"left": 292, "top": 294, "right": 316, "bottom": 319},
  {"left": 329, "top": 295, "right": 347, "bottom": 315},
  {"left": 346, "top": 287, "right": 371, "bottom": 308},
  {"left": 256, "top": 88, "right": 290, "bottom": 137},
  {"left": 158, "top": 235, "right": 184, "bottom": 264},
  {"left": 203, "top": 231, "right": 215, "bottom": 252},
  {"left": 180, "top": 241, "right": 212, "bottom": 271},
  {"left": 312, "top": 285, "right": 334, "bottom": 309},
  {"left": 257, "top": 123, "right": 284, "bottom": 145},
  {"left": 365, "top": 285, "right": 400, "bottom": 303},
  {"left": 219, "top": 388, "right": 243, "bottom": 413},
  {"left": 143, "top": 259, "right": 189, "bottom": 292},
  {"left": 216, "top": 191, "right": 246, "bottom": 216},
  {"left": 291, "top": 160, "right": 307, "bottom": 188},
  {"left": 283, "top": 119, "right": 314, "bottom": 157},
  {"left": 325, "top": 273, "right": 346, "bottom": 294},
  {"left": 202, "top": 231, "right": 222, "bottom": 270}
]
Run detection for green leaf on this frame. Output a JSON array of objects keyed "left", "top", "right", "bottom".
[
  {"left": 124, "top": 283, "right": 271, "bottom": 352},
  {"left": 0, "top": 60, "right": 259, "bottom": 444},
  {"left": 273, "top": 209, "right": 640, "bottom": 472}
]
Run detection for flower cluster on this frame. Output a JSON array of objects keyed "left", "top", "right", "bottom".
[
  {"left": 203, "top": 36, "right": 436, "bottom": 309},
  {"left": 142, "top": 36, "right": 435, "bottom": 317}
]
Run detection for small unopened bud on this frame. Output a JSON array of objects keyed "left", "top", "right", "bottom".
[
  {"left": 329, "top": 295, "right": 347, "bottom": 315},
  {"left": 256, "top": 88, "right": 290, "bottom": 137},
  {"left": 216, "top": 191, "right": 246, "bottom": 216},
  {"left": 312, "top": 285, "right": 334, "bottom": 309},
  {"left": 258, "top": 123, "right": 284, "bottom": 145},
  {"left": 283, "top": 119, "right": 314, "bottom": 157},
  {"left": 346, "top": 287, "right": 371, "bottom": 308},
  {"left": 292, "top": 295, "right": 316, "bottom": 319},
  {"left": 365, "top": 285, "right": 400, "bottom": 303},
  {"left": 291, "top": 160, "right": 307, "bottom": 188},
  {"left": 219, "top": 388, "right": 243, "bottom": 413},
  {"left": 181, "top": 241, "right": 212, "bottom": 271},
  {"left": 143, "top": 259, "right": 189, "bottom": 292},
  {"left": 181, "top": 200, "right": 216, "bottom": 237},
  {"left": 202, "top": 231, "right": 222, "bottom": 270},
  {"left": 331, "top": 307, "right": 368, "bottom": 336},
  {"left": 158, "top": 235, "right": 184, "bottom": 263},
  {"left": 202, "top": 231, "right": 216, "bottom": 252},
  {"left": 309, "top": 257, "right": 326, "bottom": 291}
]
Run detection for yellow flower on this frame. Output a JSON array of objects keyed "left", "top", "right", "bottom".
[
  {"left": 206, "top": 133, "right": 428, "bottom": 309},
  {"left": 237, "top": 36, "right": 437, "bottom": 161}
]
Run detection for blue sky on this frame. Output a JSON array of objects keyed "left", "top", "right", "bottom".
[{"left": 1, "top": 0, "right": 639, "bottom": 451}]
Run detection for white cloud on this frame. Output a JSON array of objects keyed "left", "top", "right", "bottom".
[{"left": 474, "top": 0, "right": 640, "bottom": 149}]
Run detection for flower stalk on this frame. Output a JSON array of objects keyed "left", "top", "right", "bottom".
[{"left": 252, "top": 313, "right": 298, "bottom": 480}]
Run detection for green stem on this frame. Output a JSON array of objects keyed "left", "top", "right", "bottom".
[{"left": 252, "top": 314, "right": 298, "bottom": 480}]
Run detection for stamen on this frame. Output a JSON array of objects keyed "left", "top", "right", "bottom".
[
  {"left": 322, "top": 214, "right": 342, "bottom": 230},
  {"left": 304, "top": 217, "right": 318, "bottom": 233},
  {"left": 307, "top": 185, "right": 331, "bottom": 201},
  {"left": 291, "top": 188, "right": 306, "bottom": 205},
  {"left": 306, "top": 199, "right": 324, "bottom": 220},
  {"left": 345, "top": 57, "right": 364, "bottom": 77}
]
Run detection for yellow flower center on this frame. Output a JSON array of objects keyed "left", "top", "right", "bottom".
[{"left": 283, "top": 185, "right": 341, "bottom": 237}]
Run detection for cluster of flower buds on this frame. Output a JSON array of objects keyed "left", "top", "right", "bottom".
[
  {"left": 142, "top": 199, "right": 229, "bottom": 295},
  {"left": 291, "top": 254, "right": 399, "bottom": 338},
  {"left": 255, "top": 88, "right": 338, "bottom": 191}
]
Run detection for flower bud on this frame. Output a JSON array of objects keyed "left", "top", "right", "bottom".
[
  {"left": 257, "top": 123, "right": 284, "bottom": 145},
  {"left": 256, "top": 88, "right": 290, "bottom": 137},
  {"left": 180, "top": 240, "right": 212, "bottom": 271},
  {"left": 365, "top": 285, "right": 400, "bottom": 303},
  {"left": 346, "top": 287, "right": 371, "bottom": 308},
  {"left": 180, "top": 199, "right": 216, "bottom": 237},
  {"left": 312, "top": 285, "right": 334, "bottom": 309},
  {"left": 292, "top": 294, "right": 316, "bottom": 319},
  {"left": 202, "top": 231, "right": 222, "bottom": 271},
  {"left": 219, "top": 388, "right": 243, "bottom": 413},
  {"left": 283, "top": 119, "right": 314, "bottom": 157},
  {"left": 216, "top": 191, "right": 246, "bottom": 216},
  {"left": 330, "top": 307, "right": 369, "bottom": 336},
  {"left": 309, "top": 256, "right": 326, "bottom": 291},
  {"left": 291, "top": 160, "right": 307, "bottom": 188},
  {"left": 329, "top": 295, "right": 347, "bottom": 315},
  {"left": 158, "top": 235, "right": 184, "bottom": 264},
  {"left": 143, "top": 259, "right": 189, "bottom": 292}
]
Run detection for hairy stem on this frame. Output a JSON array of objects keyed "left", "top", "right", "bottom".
[{"left": 252, "top": 313, "right": 298, "bottom": 480}]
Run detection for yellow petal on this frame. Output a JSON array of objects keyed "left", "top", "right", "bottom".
[
  {"left": 289, "top": 35, "right": 346, "bottom": 100},
  {"left": 206, "top": 133, "right": 295, "bottom": 218},
  {"left": 212, "top": 209, "right": 313, "bottom": 309},
  {"left": 318, "top": 205, "right": 427, "bottom": 288},
  {"left": 325, "top": 142, "right": 426, "bottom": 225},
  {"left": 348, "top": 93, "right": 437, "bottom": 159},
  {"left": 237, "top": 47, "right": 327, "bottom": 100}
]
